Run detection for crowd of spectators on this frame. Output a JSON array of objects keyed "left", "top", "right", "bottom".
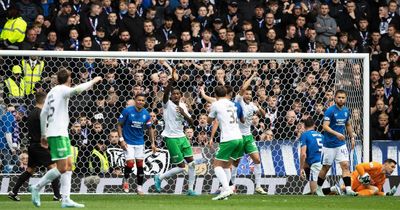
[{"left": 1, "top": 0, "right": 400, "bottom": 175}]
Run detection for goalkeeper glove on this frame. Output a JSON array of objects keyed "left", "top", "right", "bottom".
[{"left": 358, "top": 173, "right": 371, "bottom": 185}]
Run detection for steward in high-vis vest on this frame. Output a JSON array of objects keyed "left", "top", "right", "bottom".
[
  {"left": 3, "top": 65, "right": 25, "bottom": 105},
  {"left": 89, "top": 141, "right": 110, "bottom": 174},
  {"left": 21, "top": 58, "right": 44, "bottom": 95},
  {"left": 0, "top": 7, "right": 27, "bottom": 50}
]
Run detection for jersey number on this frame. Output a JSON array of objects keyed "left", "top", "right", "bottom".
[
  {"left": 316, "top": 138, "right": 323, "bottom": 152},
  {"left": 47, "top": 96, "right": 55, "bottom": 123},
  {"left": 227, "top": 109, "right": 237, "bottom": 124}
]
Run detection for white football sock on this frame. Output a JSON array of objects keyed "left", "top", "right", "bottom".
[
  {"left": 61, "top": 171, "right": 72, "bottom": 202},
  {"left": 254, "top": 163, "right": 262, "bottom": 188},
  {"left": 35, "top": 168, "right": 61, "bottom": 190},
  {"left": 230, "top": 166, "right": 237, "bottom": 186},
  {"left": 159, "top": 167, "right": 184, "bottom": 180},
  {"left": 215, "top": 167, "right": 229, "bottom": 191},
  {"left": 188, "top": 162, "right": 195, "bottom": 191},
  {"left": 224, "top": 168, "right": 231, "bottom": 187}
]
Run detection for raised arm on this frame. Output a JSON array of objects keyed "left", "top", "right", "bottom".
[
  {"left": 67, "top": 76, "right": 102, "bottom": 98},
  {"left": 199, "top": 85, "right": 216, "bottom": 103},
  {"left": 163, "top": 80, "right": 172, "bottom": 104},
  {"left": 163, "top": 69, "right": 177, "bottom": 104},
  {"left": 239, "top": 70, "right": 257, "bottom": 96}
]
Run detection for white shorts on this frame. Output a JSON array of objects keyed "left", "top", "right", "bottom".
[
  {"left": 309, "top": 162, "right": 322, "bottom": 182},
  {"left": 125, "top": 144, "right": 144, "bottom": 160},
  {"left": 321, "top": 144, "right": 349, "bottom": 166}
]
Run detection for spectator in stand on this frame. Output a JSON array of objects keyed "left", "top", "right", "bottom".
[
  {"left": 79, "top": 2, "right": 107, "bottom": 37},
  {"left": 371, "top": 113, "right": 391, "bottom": 140},
  {"left": 54, "top": 2, "right": 73, "bottom": 42},
  {"left": 79, "top": 35, "right": 94, "bottom": 51},
  {"left": 0, "top": 7, "right": 27, "bottom": 50},
  {"left": 371, "top": 84, "right": 391, "bottom": 110},
  {"left": 64, "top": 28, "right": 80, "bottom": 51},
  {"left": 311, "top": 99, "right": 325, "bottom": 132},
  {"left": 88, "top": 138, "right": 109, "bottom": 176},
  {"left": 260, "top": 129, "right": 274, "bottom": 141},
  {"left": 315, "top": 3, "right": 337, "bottom": 47},
  {"left": 16, "top": 0, "right": 39, "bottom": 26},
  {"left": 251, "top": 115, "right": 264, "bottom": 141},
  {"left": 3, "top": 66, "right": 26, "bottom": 106},
  {"left": 91, "top": 26, "right": 106, "bottom": 51},
  {"left": 0, "top": 105, "right": 20, "bottom": 173},
  {"left": 20, "top": 27, "right": 38, "bottom": 50},
  {"left": 44, "top": 31, "right": 58, "bottom": 50},
  {"left": 120, "top": 2, "right": 144, "bottom": 49},
  {"left": 14, "top": 151, "right": 29, "bottom": 173},
  {"left": 195, "top": 113, "right": 211, "bottom": 137},
  {"left": 194, "top": 130, "right": 208, "bottom": 147},
  {"left": 185, "top": 127, "right": 194, "bottom": 144},
  {"left": 0, "top": 0, "right": 13, "bottom": 29},
  {"left": 223, "top": 0, "right": 242, "bottom": 33},
  {"left": 274, "top": 109, "right": 298, "bottom": 141},
  {"left": 106, "top": 130, "right": 124, "bottom": 176},
  {"left": 105, "top": 12, "right": 119, "bottom": 44},
  {"left": 337, "top": 0, "right": 361, "bottom": 39}
]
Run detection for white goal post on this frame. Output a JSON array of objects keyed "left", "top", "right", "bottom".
[{"left": 0, "top": 51, "right": 370, "bottom": 195}]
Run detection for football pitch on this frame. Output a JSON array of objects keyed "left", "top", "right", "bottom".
[{"left": 1, "top": 194, "right": 399, "bottom": 210}]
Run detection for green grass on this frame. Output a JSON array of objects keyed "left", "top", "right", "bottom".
[{"left": 0, "top": 194, "right": 399, "bottom": 210}]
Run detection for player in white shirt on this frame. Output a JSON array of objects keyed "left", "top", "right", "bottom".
[
  {"left": 154, "top": 72, "right": 197, "bottom": 195},
  {"left": 208, "top": 86, "right": 243, "bottom": 200},
  {"left": 231, "top": 71, "right": 267, "bottom": 194},
  {"left": 30, "top": 68, "right": 102, "bottom": 208}
]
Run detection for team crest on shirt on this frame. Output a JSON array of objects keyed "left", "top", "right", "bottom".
[
  {"left": 143, "top": 115, "right": 146, "bottom": 119},
  {"left": 344, "top": 112, "right": 348, "bottom": 117}
]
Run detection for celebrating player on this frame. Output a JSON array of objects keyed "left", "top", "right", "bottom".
[
  {"left": 8, "top": 92, "right": 61, "bottom": 202},
  {"left": 208, "top": 86, "right": 243, "bottom": 200},
  {"left": 154, "top": 70, "right": 197, "bottom": 195},
  {"left": 316, "top": 90, "right": 357, "bottom": 196},
  {"left": 231, "top": 71, "right": 267, "bottom": 194},
  {"left": 299, "top": 117, "right": 323, "bottom": 194},
  {"left": 30, "top": 68, "right": 102, "bottom": 208},
  {"left": 118, "top": 94, "right": 155, "bottom": 195}
]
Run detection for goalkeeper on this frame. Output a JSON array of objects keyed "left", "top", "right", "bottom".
[
  {"left": 350, "top": 159, "right": 397, "bottom": 196},
  {"left": 327, "top": 159, "right": 398, "bottom": 196}
]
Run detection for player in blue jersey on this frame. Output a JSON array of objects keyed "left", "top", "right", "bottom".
[
  {"left": 316, "top": 90, "right": 357, "bottom": 196},
  {"left": 117, "top": 93, "right": 155, "bottom": 195},
  {"left": 299, "top": 117, "right": 323, "bottom": 194}
]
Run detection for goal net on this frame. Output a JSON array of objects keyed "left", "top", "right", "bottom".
[{"left": 0, "top": 51, "right": 369, "bottom": 195}]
